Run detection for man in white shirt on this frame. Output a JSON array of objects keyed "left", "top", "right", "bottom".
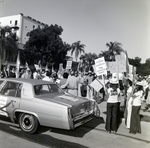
[{"left": 61, "top": 71, "right": 79, "bottom": 96}]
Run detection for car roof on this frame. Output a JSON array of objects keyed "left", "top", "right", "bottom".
[{"left": 0, "top": 78, "right": 55, "bottom": 85}]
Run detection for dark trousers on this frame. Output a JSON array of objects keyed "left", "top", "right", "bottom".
[
  {"left": 130, "top": 106, "right": 141, "bottom": 133},
  {"left": 81, "top": 85, "right": 87, "bottom": 97},
  {"left": 105, "top": 102, "right": 119, "bottom": 132}
]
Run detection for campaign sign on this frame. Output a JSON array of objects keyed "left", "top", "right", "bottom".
[
  {"left": 66, "top": 61, "right": 72, "bottom": 69},
  {"left": 115, "top": 54, "right": 126, "bottom": 73},
  {"left": 107, "top": 62, "right": 117, "bottom": 73},
  {"left": 59, "top": 63, "right": 63, "bottom": 71},
  {"left": 107, "top": 53, "right": 127, "bottom": 73},
  {"left": 90, "top": 79, "right": 103, "bottom": 92},
  {"left": 95, "top": 57, "right": 107, "bottom": 76}
]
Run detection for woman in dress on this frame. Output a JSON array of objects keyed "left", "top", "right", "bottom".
[
  {"left": 143, "top": 80, "right": 150, "bottom": 112},
  {"left": 126, "top": 78, "right": 133, "bottom": 129}
]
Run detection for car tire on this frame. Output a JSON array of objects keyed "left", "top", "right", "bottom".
[{"left": 18, "top": 113, "right": 39, "bottom": 134}]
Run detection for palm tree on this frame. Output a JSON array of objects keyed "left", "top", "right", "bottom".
[
  {"left": 80, "top": 53, "right": 98, "bottom": 72},
  {"left": 0, "top": 26, "right": 18, "bottom": 72},
  {"left": 71, "top": 41, "right": 85, "bottom": 62},
  {"left": 104, "top": 41, "right": 124, "bottom": 61}
]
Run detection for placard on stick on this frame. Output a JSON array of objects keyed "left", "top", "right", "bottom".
[{"left": 95, "top": 57, "right": 107, "bottom": 76}]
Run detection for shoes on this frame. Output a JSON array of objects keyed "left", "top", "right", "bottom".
[
  {"left": 129, "top": 131, "right": 136, "bottom": 134},
  {"left": 106, "top": 130, "right": 117, "bottom": 134},
  {"left": 112, "top": 131, "right": 116, "bottom": 134},
  {"left": 106, "top": 130, "right": 111, "bottom": 133},
  {"left": 137, "top": 131, "right": 141, "bottom": 134}
]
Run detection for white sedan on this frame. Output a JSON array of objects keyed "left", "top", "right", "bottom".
[{"left": 0, "top": 78, "right": 95, "bottom": 134}]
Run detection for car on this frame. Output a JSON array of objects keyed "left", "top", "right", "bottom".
[{"left": 0, "top": 78, "right": 95, "bottom": 134}]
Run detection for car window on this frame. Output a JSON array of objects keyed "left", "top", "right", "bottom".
[
  {"left": 34, "top": 84, "right": 63, "bottom": 95},
  {"left": 16, "top": 84, "right": 22, "bottom": 98},
  {"left": 0, "top": 80, "right": 6, "bottom": 91},
  {"left": 0, "top": 81, "right": 22, "bottom": 97}
]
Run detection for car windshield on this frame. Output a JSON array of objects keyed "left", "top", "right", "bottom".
[{"left": 34, "top": 84, "right": 63, "bottom": 95}]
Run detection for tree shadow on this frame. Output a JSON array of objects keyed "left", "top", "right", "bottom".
[
  {"left": 0, "top": 115, "right": 105, "bottom": 138},
  {"left": 140, "top": 114, "right": 150, "bottom": 122},
  {"left": 0, "top": 121, "right": 88, "bottom": 148},
  {"left": 50, "top": 116, "right": 105, "bottom": 137}
]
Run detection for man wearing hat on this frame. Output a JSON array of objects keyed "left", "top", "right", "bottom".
[
  {"left": 61, "top": 71, "right": 79, "bottom": 96},
  {"left": 21, "top": 68, "right": 32, "bottom": 79},
  {"left": 85, "top": 71, "right": 94, "bottom": 100}
]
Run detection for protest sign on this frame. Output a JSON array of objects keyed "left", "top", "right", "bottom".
[
  {"left": 34, "top": 64, "right": 40, "bottom": 70},
  {"left": 90, "top": 78, "right": 109, "bottom": 92},
  {"left": 66, "top": 61, "right": 72, "bottom": 69},
  {"left": 94, "top": 57, "right": 107, "bottom": 76},
  {"left": 107, "top": 62, "right": 117, "bottom": 73},
  {"left": 115, "top": 53, "right": 126, "bottom": 73},
  {"left": 59, "top": 63, "right": 63, "bottom": 71},
  {"left": 90, "top": 79, "right": 103, "bottom": 92}
]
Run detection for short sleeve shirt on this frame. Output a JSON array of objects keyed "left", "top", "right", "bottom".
[{"left": 107, "top": 88, "right": 120, "bottom": 103}]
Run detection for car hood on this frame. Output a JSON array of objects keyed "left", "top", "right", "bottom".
[{"left": 35, "top": 93, "right": 92, "bottom": 107}]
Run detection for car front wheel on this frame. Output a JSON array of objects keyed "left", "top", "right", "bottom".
[{"left": 18, "top": 113, "right": 39, "bottom": 134}]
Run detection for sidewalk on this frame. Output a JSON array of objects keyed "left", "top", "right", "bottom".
[
  {"left": 96, "top": 100, "right": 150, "bottom": 143},
  {"left": 140, "top": 101, "right": 150, "bottom": 122}
]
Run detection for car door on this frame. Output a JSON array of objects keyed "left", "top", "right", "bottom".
[{"left": 0, "top": 81, "right": 22, "bottom": 117}]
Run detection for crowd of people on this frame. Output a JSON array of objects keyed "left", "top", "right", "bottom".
[
  {"left": 0, "top": 65, "right": 150, "bottom": 135},
  {"left": 105, "top": 74, "right": 149, "bottom": 134},
  {"left": 0, "top": 66, "right": 103, "bottom": 100}
]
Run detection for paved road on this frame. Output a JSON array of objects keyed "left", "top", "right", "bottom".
[
  {"left": 96, "top": 100, "right": 150, "bottom": 143},
  {"left": 0, "top": 106, "right": 150, "bottom": 148},
  {"left": 0, "top": 100, "right": 150, "bottom": 148}
]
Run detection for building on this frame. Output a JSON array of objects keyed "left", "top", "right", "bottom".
[
  {"left": 0, "top": 13, "right": 73, "bottom": 71},
  {"left": 0, "top": 13, "right": 47, "bottom": 67}
]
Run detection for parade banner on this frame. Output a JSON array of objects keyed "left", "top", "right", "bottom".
[
  {"left": 94, "top": 57, "right": 107, "bottom": 76},
  {"left": 66, "top": 61, "right": 72, "bottom": 69}
]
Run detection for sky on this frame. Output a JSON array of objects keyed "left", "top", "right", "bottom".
[{"left": 0, "top": 0, "right": 150, "bottom": 63}]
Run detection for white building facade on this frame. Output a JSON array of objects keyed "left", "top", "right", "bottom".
[
  {"left": 0, "top": 13, "right": 47, "bottom": 66},
  {"left": 0, "top": 13, "right": 47, "bottom": 49}
]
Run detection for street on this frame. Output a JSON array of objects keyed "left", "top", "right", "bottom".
[{"left": 0, "top": 101, "right": 150, "bottom": 148}]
